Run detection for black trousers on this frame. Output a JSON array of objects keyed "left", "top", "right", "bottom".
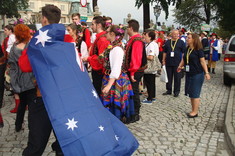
[
  {"left": 158, "top": 52, "right": 163, "bottom": 64},
  {"left": 166, "top": 66, "right": 181, "bottom": 95},
  {"left": 129, "top": 72, "right": 144, "bottom": 115},
  {"left": 0, "top": 63, "right": 6, "bottom": 108},
  {"left": 15, "top": 88, "right": 36, "bottom": 128},
  {"left": 23, "top": 97, "right": 63, "bottom": 156},
  {"left": 144, "top": 74, "right": 156, "bottom": 101},
  {"left": 91, "top": 69, "right": 103, "bottom": 96}
]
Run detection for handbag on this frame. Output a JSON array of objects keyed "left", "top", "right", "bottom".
[
  {"left": 144, "top": 56, "right": 161, "bottom": 74},
  {"left": 160, "top": 65, "right": 168, "bottom": 83}
]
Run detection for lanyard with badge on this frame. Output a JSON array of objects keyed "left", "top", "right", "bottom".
[
  {"left": 186, "top": 48, "right": 194, "bottom": 72},
  {"left": 170, "top": 39, "right": 178, "bottom": 57}
]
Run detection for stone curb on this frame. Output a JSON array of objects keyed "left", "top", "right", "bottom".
[{"left": 225, "top": 84, "right": 235, "bottom": 155}]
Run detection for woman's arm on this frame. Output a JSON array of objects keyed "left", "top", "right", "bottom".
[
  {"left": 102, "top": 47, "right": 124, "bottom": 94},
  {"left": 200, "top": 57, "right": 210, "bottom": 80}
]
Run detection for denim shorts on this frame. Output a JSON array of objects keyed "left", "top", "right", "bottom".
[{"left": 185, "top": 72, "right": 204, "bottom": 98}]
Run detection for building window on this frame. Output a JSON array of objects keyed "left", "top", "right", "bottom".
[
  {"left": 61, "top": 5, "right": 65, "bottom": 11},
  {"left": 61, "top": 17, "right": 66, "bottom": 23},
  {"left": 30, "top": 2, "right": 34, "bottom": 9}
]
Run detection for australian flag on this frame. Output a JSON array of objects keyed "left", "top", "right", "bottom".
[{"left": 27, "top": 24, "right": 139, "bottom": 156}]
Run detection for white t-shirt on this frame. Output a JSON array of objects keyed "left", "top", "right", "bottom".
[
  {"left": 145, "top": 41, "right": 159, "bottom": 57},
  {"left": 91, "top": 33, "right": 97, "bottom": 43}
]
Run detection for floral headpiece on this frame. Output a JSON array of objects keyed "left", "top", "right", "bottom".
[
  {"left": 114, "top": 27, "right": 125, "bottom": 40},
  {"left": 75, "top": 23, "right": 84, "bottom": 37},
  {"left": 116, "top": 28, "right": 125, "bottom": 34},
  {"left": 105, "top": 22, "right": 113, "bottom": 28},
  {"left": 14, "top": 18, "right": 24, "bottom": 25}
]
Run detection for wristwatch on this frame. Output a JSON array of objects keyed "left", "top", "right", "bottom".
[{"left": 205, "top": 72, "right": 209, "bottom": 74}]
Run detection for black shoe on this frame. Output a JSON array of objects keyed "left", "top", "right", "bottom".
[
  {"left": 187, "top": 113, "right": 198, "bottom": 118},
  {"left": 55, "top": 151, "right": 64, "bottom": 156},
  {"left": 174, "top": 94, "right": 179, "bottom": 97},
  {"left": 212, "top": 68, "right": 215, "bottom": 74},
  {"left": 7, "top": 91, "right": 14, "bottom": 96},
  {"left": 162, "top": 92, "right": 171, "bottom": 95},
  {"left": 0, "top": 122, "right": 3, "bottom": 128},
  {"left": 15, "top": 125, "right": 22, "bottom": 132},
  {"left": 130, "top": 114, "right": 140, "bottom": 123}
]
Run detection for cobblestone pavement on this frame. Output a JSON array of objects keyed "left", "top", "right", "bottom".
[{"left": 0, "top": 60, "right": 233, "bottom": 156}]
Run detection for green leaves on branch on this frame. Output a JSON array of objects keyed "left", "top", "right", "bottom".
[
  {"left": 0, "top": 0, "right": 29, "bottom": 18},
  {"left": 172, "top": 0, "right": 217, "bottom": 30},
  {"left": 213, "top": 0, "right": 235, "bottom": 32}
]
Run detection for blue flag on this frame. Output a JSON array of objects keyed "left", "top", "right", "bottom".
[{"left": 27, "top": 24, "right": 139, "bottom": 156}]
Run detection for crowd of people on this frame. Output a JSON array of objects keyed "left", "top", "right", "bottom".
[{"left": 0, "top": 4, "right": 228, "bottom": 155}]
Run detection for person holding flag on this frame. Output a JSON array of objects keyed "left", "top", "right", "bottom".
[{"left": 21, "top": 4, "right": 139, "bottom": 156}]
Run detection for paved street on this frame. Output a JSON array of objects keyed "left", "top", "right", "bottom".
[{"left": 0, "top": 60, "right": 233, "bottom": 156}]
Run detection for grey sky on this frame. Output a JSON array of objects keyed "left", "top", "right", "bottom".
[{"left": 90, "top": 0, "right": 176, "bottom": 28}]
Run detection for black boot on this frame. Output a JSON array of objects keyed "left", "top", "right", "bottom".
[
  {"left": 212, "top": 68, "right": 215, "bottom": 74},
  {"left": 208, "top": 67, "right": 211, "bottom": 73}
]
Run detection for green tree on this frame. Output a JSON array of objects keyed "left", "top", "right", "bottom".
[
  {"left": 173, "top": 0, "right": 217, "bottom": 30},
  {"left": 0, "top": 0, "right": 29, "bottom": 18},
  {"left": 135, "top": 0, "right": 181, "bottom": 31},
  {"left": 213, "top": 0, "right": 235, "bottom": 33},
  {"left": 0, "top": 0, "right": 29, "bottom": 27}
]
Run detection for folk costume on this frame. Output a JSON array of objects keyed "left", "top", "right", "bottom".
[
  {"left": 208, "top": 38, "right": 220, "bottom": 74},
  {"left": 101, "top": 43, "right": 135, "bottom": 123},
  {"left": 201, "top": 37, "right": 210, "bottom": 60},
  {"left": 88, "top": 31, "right": 110, "bottom": 96},
  {"left": 125, "top": 34, "right": 147, "bottom": 121}
]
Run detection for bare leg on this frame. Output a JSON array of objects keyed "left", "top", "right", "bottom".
[{"left": 190, "top": 98, "right": 200, "bottom": 115}]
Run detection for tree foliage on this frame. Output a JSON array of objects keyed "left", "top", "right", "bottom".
[
  {"left": 213, "top": 0, "right": 235, "bottom": 32},
  {"left": 173, "top": 0, "right": 217, "bottom": 30},
  {"left": 135, "top": 0, "right": 170, "bottom": 19},
  {"left": 0, "top": 0, "right": 29, "bottom": 18}
]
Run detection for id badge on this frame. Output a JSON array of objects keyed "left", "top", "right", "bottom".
[
  {"left": 170, "top": 51, "right": 174, "bottom": 57},
  {"left": 185, "top": 65, "right": 190, "bottom": 72}
]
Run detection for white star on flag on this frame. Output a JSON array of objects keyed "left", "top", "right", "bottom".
[
  {"left": 35, "top": 29, "right": 51, "bottom": 47},
  {"left": 92, "top": 89, "right": 98, "bottom": 99},
  {"left": 99, "top": 125, "right": 104, "bottom": 131},
  {"left": 115, "top": 135, "right": 119, "bottom": 141},
  {"left": 65, "top": 118, "right": 78, "bottom": 131}
]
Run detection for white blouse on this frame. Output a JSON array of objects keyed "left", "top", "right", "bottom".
[
  {"left": 109, "top": 46, "right": 124, "bottom": 79},
  {"left": 146, "top": 41, "right": 159, "bottom": 57},
  {"left": 7, "top": 34, "right": 16, "bottom": 53},
  {"left": 80, "top": 41, "right": 88, "bottom": 58}
]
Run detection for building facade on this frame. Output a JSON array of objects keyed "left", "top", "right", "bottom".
[{"left": 2, "top": 0, "right": 93, "bottom": 26}]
